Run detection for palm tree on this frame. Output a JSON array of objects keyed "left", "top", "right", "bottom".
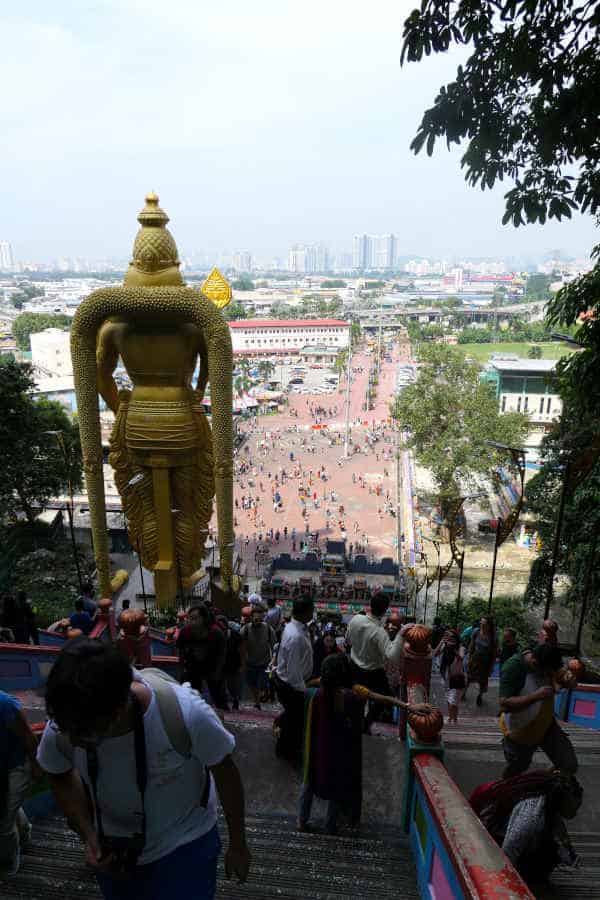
[
  {"left": 234, "top": 375, "right": 252, "bottom": 398},
  {"left": 257, "top": 360, "right": 275, "bottom": 382},
  {"left": 238, "top": 357, "right": 251, "bottom": 376}
]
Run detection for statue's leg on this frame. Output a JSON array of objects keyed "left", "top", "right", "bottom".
[
  {"left": 171, "top": 462, "right": 213, "bottom": 587},
  {"left": 150, "top": 456, "right": 178, "bottom": 607}
]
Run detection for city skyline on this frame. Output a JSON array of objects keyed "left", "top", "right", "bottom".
[{"left": 2, "top": 1, "right": 598, "bottom": 264}]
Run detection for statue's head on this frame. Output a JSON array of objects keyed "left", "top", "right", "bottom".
[{"left": 124, "top": 192, "right": 184, "bottom": 288}]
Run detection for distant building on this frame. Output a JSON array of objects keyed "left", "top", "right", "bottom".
[
  {"left": 352, "top": 234, "right": 373, "bottom": 270},
  {"left": 482, "top": 354, "right": 563, "bottom": 458},
  {"left": 375, "top": 234, "right": 397, "bottom": 269},
  {"left": 0, "top": 241, "right": 14, "bottom": 271},
  {"left": 230, "top": 318, "right": 350, "bottom": 356},
  {"left": 30, "top": 327, "right": 72, "bottom": 377},
  {"left": 232, "top": 250, "right": 253, "bottom": 271},
  {"left": 288, "top": 243, "right": 329, "bottom": 273}
]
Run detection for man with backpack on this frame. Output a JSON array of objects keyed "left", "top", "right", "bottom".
[{"left": 37, "top": 638, "right": 250, "bottom": 899}]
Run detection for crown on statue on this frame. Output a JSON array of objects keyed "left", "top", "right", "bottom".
[{"left": 125, "top": 192, "right": 184, "bottom": 287}]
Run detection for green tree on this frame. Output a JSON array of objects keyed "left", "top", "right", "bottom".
[
  {"left": 231, "top": 276, "right": 254, "bottom": 291},
  {"left": 525, "top": 274, "right": 553, "bottom": 302},
  {"left": 391, "top": 344, "right": 528, "bottom": 510},
  {"left": 12, "top": 312, "right": 71, "bottom": 351},
  {"left": 527, "top": 345, "right": 543, "bottom": 359},
  {"left": 234, "top": 375, "right": 252, "bottom": 398},
  {"left": 0, "top": 360, "right": 82, "bottom": 523},
  {"left": 222, "top": 301, "right": 248, "bottom": 320},
  {"left": 321, "top": 280, "right": 346, "bottom": 288},
  {"left": 11, "top": 293, "right": 24, "bottom": 310},
  {"left": 350, "top": 321, "right": 361, "bottom": 346},
  {"left": 257, "top": 360, "right": 275, "bottom": 382},
  {"left": 401, "top": 1, "right": 600, "bottom": 225}
]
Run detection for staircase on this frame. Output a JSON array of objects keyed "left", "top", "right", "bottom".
[{"left": 0, "top": 812, "right": 418, "bottom": 900}]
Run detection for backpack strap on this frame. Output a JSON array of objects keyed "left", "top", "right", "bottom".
[
  {"left": 55, "top": 731, "right": 74, "bottom": 765},
  {"left": 140, "top": 668, "right": 192, "bottom": 758}
]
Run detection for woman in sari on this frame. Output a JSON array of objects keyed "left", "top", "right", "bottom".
[{"left": 299, "top": 654, "right": 428, "bottom": 834}]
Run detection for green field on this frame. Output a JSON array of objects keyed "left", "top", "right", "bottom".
[{"left": 459, "top": 341, "right": 573, "bottom": 363}]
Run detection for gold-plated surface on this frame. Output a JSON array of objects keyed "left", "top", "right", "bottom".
[
  {"left": 202, "top": 267, "right": 233, "bottom": 309},
  {"left": 71, "top": 194, "right": 235, "bottom": 606}
]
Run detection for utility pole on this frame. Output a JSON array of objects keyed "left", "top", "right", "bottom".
[
  {"left": 377, "top": 302, "right": 383, "bottom": 371},
  {"left": 343, "top": 344, "right": 352, "bottom": 459}
]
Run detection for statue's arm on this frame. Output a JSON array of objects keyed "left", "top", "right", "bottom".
[{"left": 96, "top": 322, "right": 120, "bottom": 413}]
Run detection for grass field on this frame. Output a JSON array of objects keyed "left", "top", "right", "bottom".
[{"left": 459, "top": 341, "right": 573, "bottom": 363}]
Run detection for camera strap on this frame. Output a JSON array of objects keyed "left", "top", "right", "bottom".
[{"left": 86, "top": 692, "right": 147, "bottom": 848}]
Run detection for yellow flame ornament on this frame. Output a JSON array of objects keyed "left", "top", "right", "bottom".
[{"left": 202, "top": 267, "right": 232, "bottom": 309}]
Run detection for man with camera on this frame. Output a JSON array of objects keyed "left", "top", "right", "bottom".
[{"left": 37, "top": 638, "right": 251, "bottom": 899}]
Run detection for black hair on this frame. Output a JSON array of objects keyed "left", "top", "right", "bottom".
[
  {"left": 45, "top": 637, "right": 133, "bottom": 735},
  {"left": 321, "top": 653, "right": 353, "bottom": 714},
  {"left": 370, "top": 594, "right": 389, "bottom": 618},
  {"left": 292, "top": 598, "right": 314, "bottom": 621},
  {"left": 188, "top": 603, "right": 214, "bottom": 626},
  {"left": 81, "top": 580, "right": 94, "bottom": 596},
  {"left": 74, "top": 599, "right": 84, "bottom": 612},
  {"left": 531, "top": 642, "right": 563, "bottom": 671},
  {"left": 121, "top": 599, "right": 130, "bottom": 610}
]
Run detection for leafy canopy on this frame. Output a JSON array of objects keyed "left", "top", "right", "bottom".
[
  {"left": 12, "top": 312, "right": 71, "bottom": 351},
  {"left": 391, "top": 344, "right": 528, "bottom": 502},
  {"left": 401, "top": 1, "right": 600, "bottom": 225},
  {"left": 0, "top": 360, "right": 82, "bottom": 523}
]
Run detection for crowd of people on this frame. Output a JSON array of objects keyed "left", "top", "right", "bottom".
[{"left": 0, "top": 576, "right": 587, "bottom": 897}]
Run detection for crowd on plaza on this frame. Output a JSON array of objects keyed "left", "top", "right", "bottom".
[{"left": 0, "top": 579, "right": 586, "bottom": 896}]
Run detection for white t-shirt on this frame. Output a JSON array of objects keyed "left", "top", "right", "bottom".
[{"left": 37, "top": 678, "right": 235, "bottom": 864}]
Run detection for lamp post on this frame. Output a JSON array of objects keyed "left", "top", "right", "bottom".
[
  {"left": 455, "top": 551, "right": 465, "bottom": 628},
  {"left": 544, "top": 458, "right": 570, "bottom": 620},
  {"left": 423, "top": 536, "right": 441, "bottom": 619},
  {"left": 44, "top": 430, "right": 83, "bottom": 591},
  {"left": 485, "top": 440, "right": 527, "bottom": 612}
]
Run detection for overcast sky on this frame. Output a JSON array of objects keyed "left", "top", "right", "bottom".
[{"left": 1, "top": 0, "right": 597, "bottom": 263}]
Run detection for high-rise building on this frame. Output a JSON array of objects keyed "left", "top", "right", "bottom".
[
  {"left": 232, "top": 250, "right": 253, "bottom": 272},
  {"left": 375, "top": 234, "right": 397, "bottom": 269},
  {"left": 352, "top": 234, "right": 372, "bottom": 270},
  {"left": 288, "top": 243, "right": 330, "bottom": 273},
  {"left": 0, "top": 241, "right": 14, "bottom": 271}
]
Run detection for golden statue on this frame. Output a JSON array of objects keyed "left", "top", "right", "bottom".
[{"left": 71, "top": 193, "right": 236, "bottom": 606}]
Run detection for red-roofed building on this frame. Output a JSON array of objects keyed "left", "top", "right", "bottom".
[{"left": 229, "top": 318, "right": 350, "bottom": 356}]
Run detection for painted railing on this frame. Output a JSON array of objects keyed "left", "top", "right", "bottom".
[
  {"left": 555, "top": 683, "right": 600, "bottom": 730},
  {"left": 403, "top": 738, "right": 533, "bottom": 899},
  {"left": 0, "top": 642, "right": 179, "bottom": 692}
]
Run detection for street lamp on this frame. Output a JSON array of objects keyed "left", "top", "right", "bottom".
[
  {"left": 44, "top": 430, "right": 83, "bottom": 590},
  {"left": 485, "top": 440, "right": 526, "bottom": 612},
  {"left": 423, "top": 535, "right": 441, "bottom": 619}
]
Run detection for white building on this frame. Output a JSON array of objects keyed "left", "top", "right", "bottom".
[
  {"left": 375, "top": 234, "right": 397, "bottom": 269},
  {"left": 232, "top": 250, "right": 253, "bottom": 272},
  {"left": 229, "top": 318, "right": 350, "bottom": 356},
  {"left": 0, "top": 241, "right": 14, "bottom": 271},
  {"left": 352, "top": 234, "right": 373, "bottom": 270},
  {"left": 483, "top": 355, "right": 563, "bottom": 458},
  {"left": 288, "top": 243, "right": 330, "bottom": 273},
  {"left": 30, "top": 327, "right": 72, "bottom": 377}
]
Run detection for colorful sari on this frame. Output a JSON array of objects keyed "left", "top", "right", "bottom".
[{"left": 302, "top": 687, "right": 363, "bottom": 814}]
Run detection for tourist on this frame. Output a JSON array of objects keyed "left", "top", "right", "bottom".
[
  {"left": 69, "top": 599, "right": 94, "bottom": 636},
  {"left": 0, "top": 689, "right": 41, "bottom": 877},
  {"left": 117, "top": 598, "right": 131, "bottom": 629},
  {"left": 299, "top": 654, "right": 431, "bottom": 835},
  {"left": 264, "top": 596, "right": 282, "bottom": 632},
  {"left": 217, "top": 616, "right": 243, "bottom": 711},
  {"left": 37, "top": 638, "right": 250, "bottom": 898},
  {"left": 471, "top": 770, "right": 582, "bottom": 888},
  {"left": 240, "top": 606, "right": 276, "bottom": 710},
  {"left": 346, "top": 593, "right": 404, "bottom": 734},
  {"left": 0, "top": 594, "right": 29, "bottom": 645},
  {"left": 435, "top": 629, "right": 465, "bottom": 724},
  {"left": 312, "top": 624, "right": 341, "bottom": 677},
  {"left": 177, "top": 605, "right": 228, "bottom": 710},
  {"left": 499, "top": 627, "right": 519, "bottom": 668},
  {"left": 78, "top": 580, "right": 98, "bottom": 618},
  {"left": 273, "top": 597, "right": 315, "bottom": 762},
  {"left": 466, "top": 615, "right": 498, "bottom": 706},
  {"left": 499, "top": 643, "right": 578, "bottom": 779}
]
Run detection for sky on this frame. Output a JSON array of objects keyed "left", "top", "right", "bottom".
[{"left": 1, "top": 0, "right": 597, "bottom": 264}]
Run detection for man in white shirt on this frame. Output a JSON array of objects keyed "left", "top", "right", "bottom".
[
  {"left": 37, "top": 638, "right": 250, "bottom": 899},
  {"left": 273, "top": 598, "right": 314, "bottom": 762},
  {"left": 346, "top": 595, "right": 404, "bottom": 733}
]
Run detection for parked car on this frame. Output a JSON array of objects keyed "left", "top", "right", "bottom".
[
  {"left": 289, "top": 377, "right": 304, "bottom": 384},
  {"left": 478, "top": 517, "right": 499, "bottom": 534}
]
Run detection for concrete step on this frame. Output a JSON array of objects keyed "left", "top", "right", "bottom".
[{"left": 0, "top": 812, "right": 418, "bottom": 900}]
